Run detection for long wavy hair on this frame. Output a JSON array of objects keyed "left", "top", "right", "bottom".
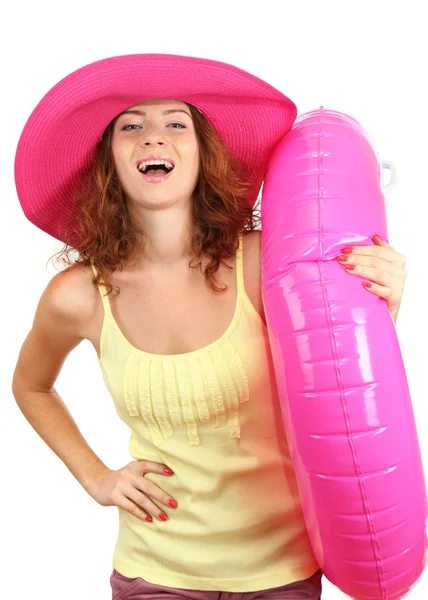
[{"left": 50, "top": 102, "right": 261, "bottom": 296}]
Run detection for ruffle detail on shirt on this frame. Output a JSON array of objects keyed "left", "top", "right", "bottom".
[
  {"left": 123, "top": 353, "right": 140, "bottom": 416},
  {"left": 175, "top": 359, "right": 200, "bottom": 446},
  {"left": 121, "top": 342, "right": 250, "bottom": 447},
  {"left": 137, "top": 357, "right": 164, "bottom": 446}
]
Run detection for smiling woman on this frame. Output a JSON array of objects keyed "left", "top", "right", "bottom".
[
  {"left": 110, "top": 100, "right": 200, "bottom": 212},
  {"left": 115, "top": 104, "right": 191, "bottom": 180},
  {"left": 13, "top": 54, "right": 326, "bottom": 599},
  {"left": 50, "top": 97, "right": 259, "bottom": 298}
]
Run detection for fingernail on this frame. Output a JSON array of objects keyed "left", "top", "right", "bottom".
[
  {"left": 159, "top": 512, "right": 169, "bottom": 521},
  {"left": 344, "top": 264, "right": 356, "bottom": 270},
  {"left": 168, "top": 499, "right": 178, "bottom": 508},
  {"left": 164, "top": 467, "right": 174, "bottom": 475},
  {"left": 145, "top": 515, "right": 153, "bottom": 522},
  {"left": 373, "top": 235, "right": 383, "bottom": 243},
  {"left": 342, "top": 247, "right": 353, "bottom": 254},
  {"left": 337, "top": 254, "right": 348, "bottom": 262}
]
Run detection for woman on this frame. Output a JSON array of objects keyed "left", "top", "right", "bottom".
[{"left": 12, "top": 54, "right": 406, "bottom": 599}]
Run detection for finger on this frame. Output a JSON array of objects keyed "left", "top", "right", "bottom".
[
  {"left": 136, "top": 475, "right": 178, "bottom": 510},
  {"left": 367, "top": 258, "right": 405, "bottom": 277},
  {"left": 126, "top": 485, "right": 170, "bottom": 521},
  {"left": 342, "top": 259, "right": 404, "bottom": 280},
  {"left": 347, "top": 266, "right": 401, "bottom": 287},
  {"left": 362, "top": 280, "right": 394, "bottom": 300},
  {"left": 373, "top": 235, "right": 395, "bottom": 251},
  {"left": 375, "top": 247, "right": 404, "bottom": 265},
  {"left": 118, "top": 495, "right": 155, "bottom": 523},
  {"left": 134, "top": 459, "right": 174, "bottom": 477},
  {"left": 352, "top": 244, "right": 403, "bottom": 265},
  {"left": 340, "top": 248, "right": 406, "bottom": 273}
]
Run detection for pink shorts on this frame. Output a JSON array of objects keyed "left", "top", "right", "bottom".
[{"left": 110, "top": 568, "right": 322, "bottom": 599}]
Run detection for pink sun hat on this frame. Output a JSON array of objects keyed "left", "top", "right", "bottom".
[{"left": 14, "top": 53, "right": 297, "bottom": 245}]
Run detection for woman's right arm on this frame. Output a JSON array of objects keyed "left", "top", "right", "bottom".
[
  {"left": 11, "top": 266, "right": 111, "bottom": 493},
  {"left": 11, "top": 267, "right": 178, "bottom": 522}
]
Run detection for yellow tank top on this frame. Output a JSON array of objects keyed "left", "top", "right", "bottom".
[{"left": 91, "top": 232, "right": 319, "bottom": 592}]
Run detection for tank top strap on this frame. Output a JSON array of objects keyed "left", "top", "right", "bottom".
[
  {"left": 235, "top": 230, "right": 245, "bottom": 295},
  {"left": 90, "top": 262, "right": 113, "bottom": 316},
  {"left": 233, "top": 230, "right": 267, "bottom": 329}
]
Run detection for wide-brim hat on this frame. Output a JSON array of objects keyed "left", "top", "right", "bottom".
[{"left": 14, "top": 53, "right": 297, "bottom": 245}]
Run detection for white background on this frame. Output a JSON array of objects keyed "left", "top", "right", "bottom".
[{"left": 2, "top": 0, "right": 427, "bottom": 598}]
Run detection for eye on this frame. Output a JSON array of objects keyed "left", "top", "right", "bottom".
[
  {"left": 122, "top": 124, "right": 141, "bottom": 131},
  {"left": 120, "top": 122, "right": 186, "bottom": 132}
]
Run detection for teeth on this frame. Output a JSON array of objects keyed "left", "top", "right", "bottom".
[{"left": 138, "top": 159, "right": 174, "bottom": 172}]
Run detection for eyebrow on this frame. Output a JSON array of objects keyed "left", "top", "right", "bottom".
[{"left": 118, "top": 108, "right": 192, "bottom": 119}]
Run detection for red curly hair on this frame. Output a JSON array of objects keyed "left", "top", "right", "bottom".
[{"left": 50, "top": 102, "right": 261, "bottom": 296}]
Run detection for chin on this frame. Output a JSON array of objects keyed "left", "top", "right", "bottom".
[{"left": 133, "top": 193, "right": 194, "bottom": 207}]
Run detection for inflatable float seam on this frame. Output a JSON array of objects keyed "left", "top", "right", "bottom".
[
  {"left": 319, "top": 260, "right": 387, "bottom": 597},
  {"left": 318, "top": 110, "right": 387, "bottom": 598}
]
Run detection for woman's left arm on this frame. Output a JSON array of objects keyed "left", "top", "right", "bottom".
[{"left": 337, "top": 234, "right": 407, "bottom": 325}]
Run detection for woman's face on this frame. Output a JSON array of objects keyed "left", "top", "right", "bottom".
[{"left": 111, "top": 98, "right": 200, "bottom": 209}]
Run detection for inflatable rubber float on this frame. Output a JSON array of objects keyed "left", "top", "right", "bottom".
[{"left": 261, "top": 107, "right": 427, "bottom": 600}]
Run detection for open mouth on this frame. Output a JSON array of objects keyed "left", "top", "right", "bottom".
[{"left": 137, "top": 160, "right": 175, "bottom": 178}]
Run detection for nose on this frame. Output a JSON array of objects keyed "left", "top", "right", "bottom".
[
  {"left": 141, "top": 139, "right": 166, "bottom": 147},
  {"left": 139, "top": 122, "right": 167, "bottom": 147},
  {"left": 140, "top": 137, "right": 166, "bottom": 148}
]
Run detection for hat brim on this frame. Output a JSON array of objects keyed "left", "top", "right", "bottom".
[{"left": 14, "top": 53, "right": 297, "bottom": 244}]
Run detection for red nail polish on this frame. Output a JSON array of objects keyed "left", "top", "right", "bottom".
[
  {"left": 337, "top": 254, "right": 348, "bottom": 262},
  {"left": 168, "top": 499, "right": 178, "bottom": 508},
  {"left": 344, "top": 264, "right": 356, "bottom": 270},
  {"left": 164, "top": 467, "right": 174, "bottom": 475},
  {"left": 159, "top": 512, "right": 169, "bottom": 521},
  {"left": 342, "top": 247, "right": 353, "bottom": 254},
  {"left": 364, "top": 282, "right": 372, "bottom": 288},
  {"left": 145, "top": 515, "right": 153, "bottom": 522}
]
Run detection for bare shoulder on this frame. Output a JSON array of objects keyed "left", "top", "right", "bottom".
[
  {"left": 242, "top": 229, "right": 262, "bottom": 272},
  {"left": 242, "top": 229, "right": 261, "bottom": 251},
  {"left": 42, "top": 263, "right": 98, "bottom": 332},
  {"left": 12, "top": 263, "right": 98, "bottom": 394}
]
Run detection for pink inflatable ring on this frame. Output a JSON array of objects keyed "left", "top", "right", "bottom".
[{"left": 261, "top": 107, "right": 427, "bottom": 600}]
